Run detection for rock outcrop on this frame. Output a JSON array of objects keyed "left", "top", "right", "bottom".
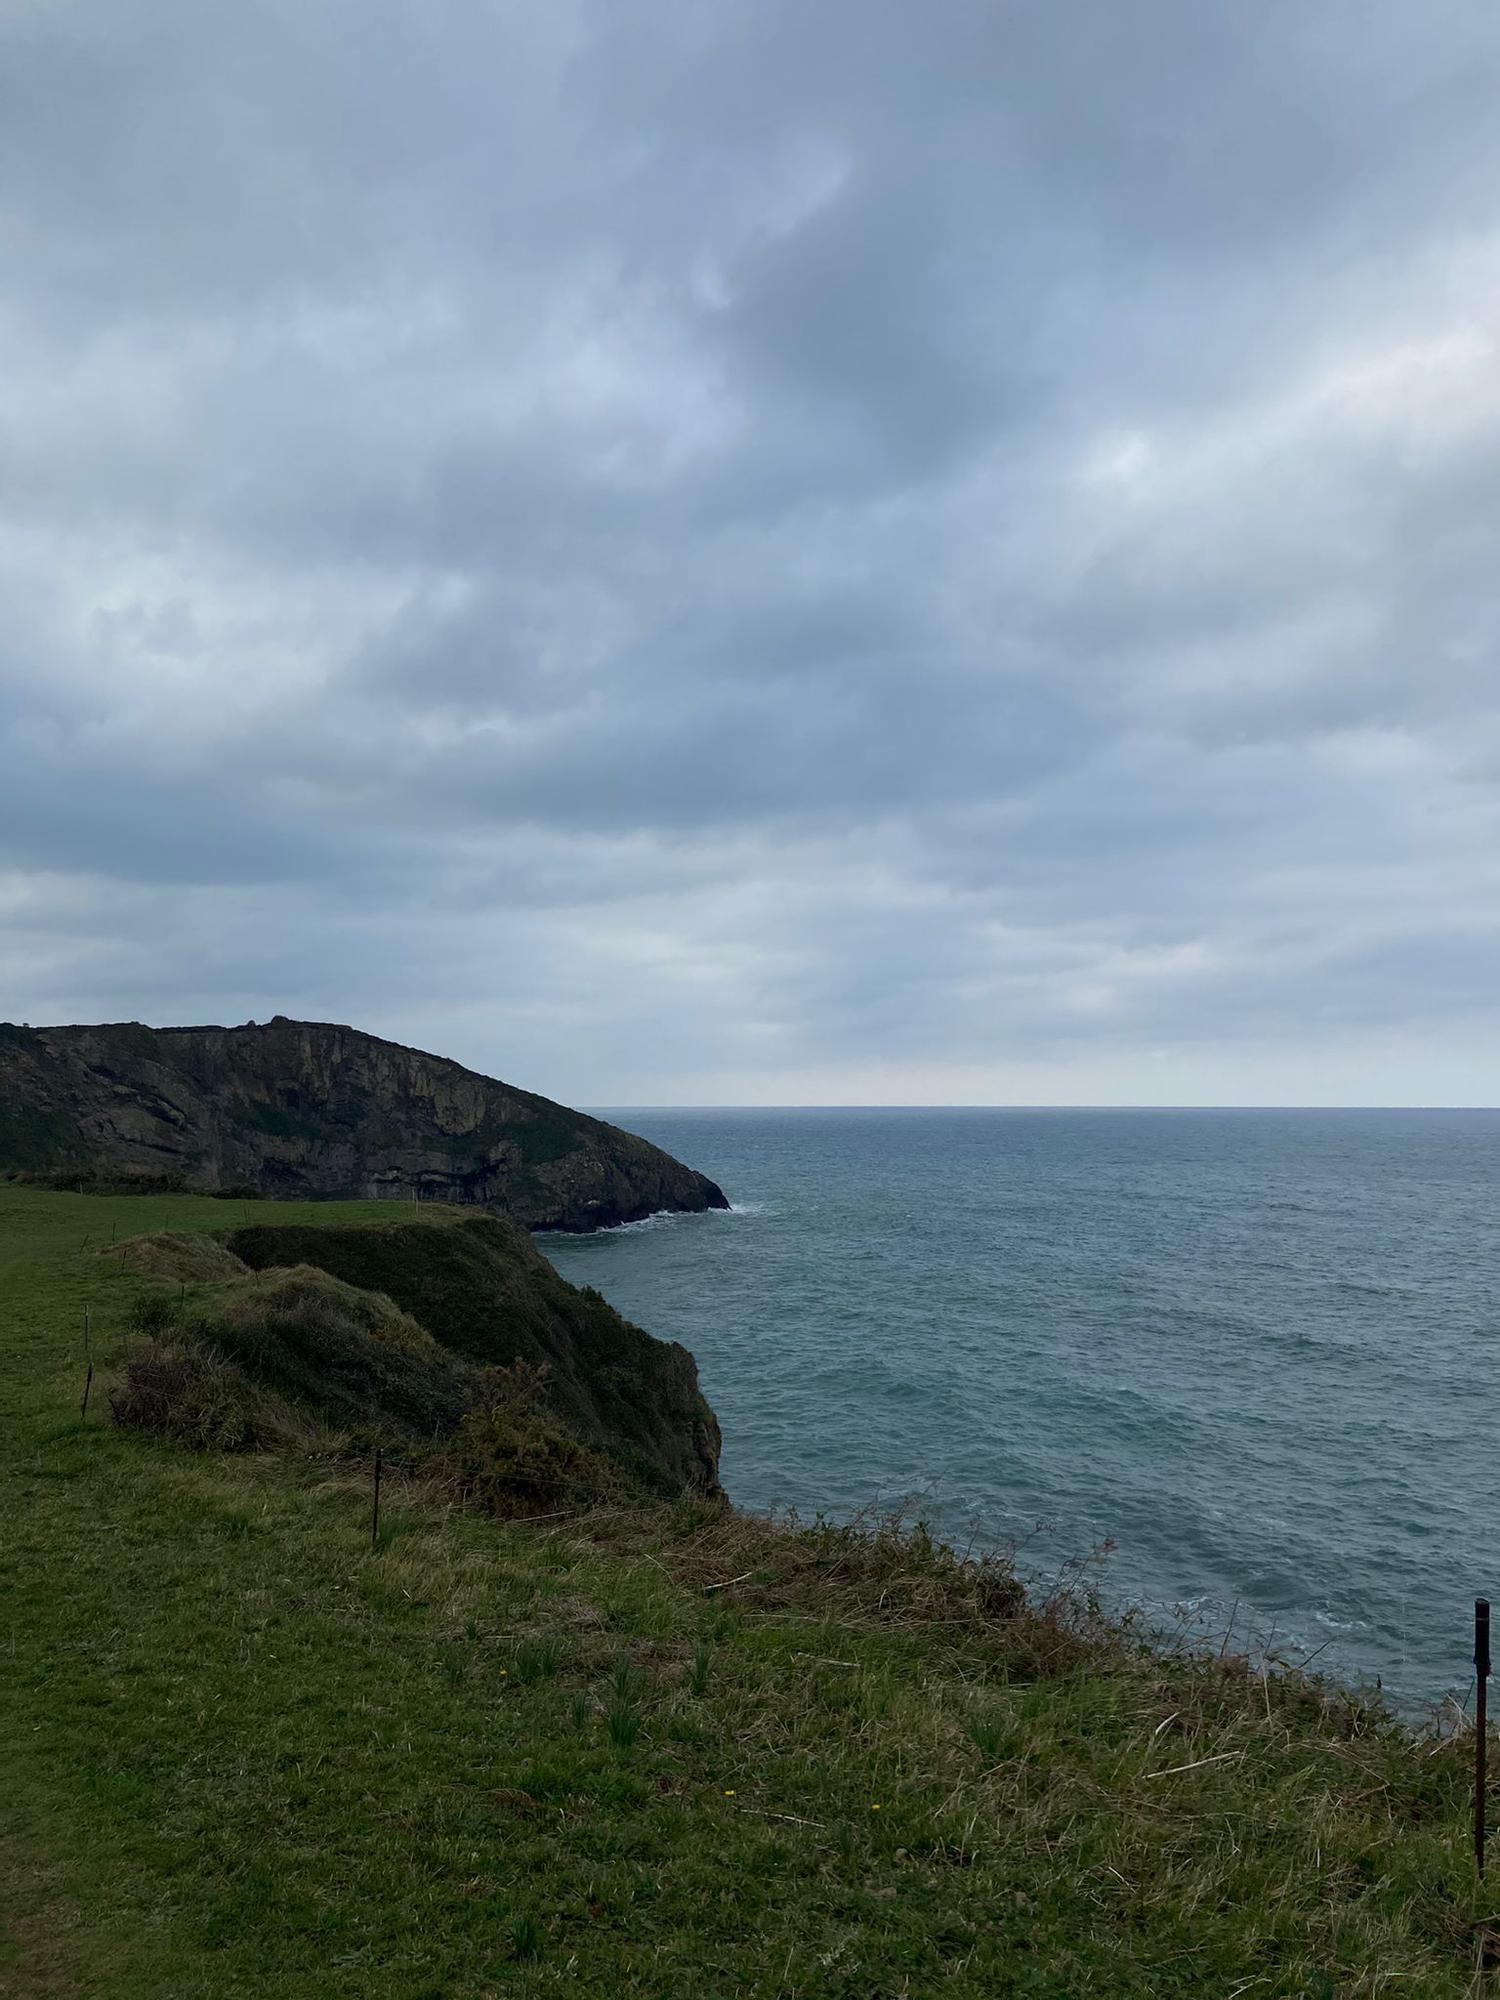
[{"left": 0, "top": 1017, "right": 729, "bottom": 1231}]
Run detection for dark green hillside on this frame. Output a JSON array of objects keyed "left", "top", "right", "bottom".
[
  {"left": 112, "top": 1264, "right": 477, "bottom": 1451},
  {"left": 102, "top": 1208, "right": 720, "bottom": 1501},
  {"left": 225, "top": 1214, "right": 721, "bottom": 1496}
]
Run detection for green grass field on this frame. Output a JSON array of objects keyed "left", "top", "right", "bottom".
[{"left": 2, "top": 1184, "right": 1493, "bottom": 1997}]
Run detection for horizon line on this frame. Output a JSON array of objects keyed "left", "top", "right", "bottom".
[{"left": 585, "top": 1102, "right": 1500, "bottom": 1113}]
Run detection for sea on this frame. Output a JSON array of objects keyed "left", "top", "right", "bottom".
[{"left": 542, "top": 1109, "right": 1499, "bottom": 1708}]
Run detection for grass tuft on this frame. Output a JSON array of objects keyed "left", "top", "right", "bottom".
[
  {"left": 513, "top": 1636, "right": 563, "bottom": 1685},
  {"left": 510, "top": 1913, "right": 543, "bottom": 1963},
  {"left": 610, "top": 1652, "right": 644, "bottom": 1703},
  {"left": 687, "top": 1637, "right": 712, "bottom": 1696},
  {"left": 605, "top": 1699, "right": 641, "bottom": 1751}
]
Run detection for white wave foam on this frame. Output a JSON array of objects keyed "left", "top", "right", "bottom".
[{"left": 1314, "top": 1609, "right": 1371, "bottom": 1635}]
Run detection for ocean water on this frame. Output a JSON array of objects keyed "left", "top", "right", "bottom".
[{"left": 542, "top": 1109, "right": 1499, "bottom": 1705}]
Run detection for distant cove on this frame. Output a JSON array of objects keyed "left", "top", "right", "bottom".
[{"left": 544, "top": 1107, "right": 1500, "bottom": 1705}]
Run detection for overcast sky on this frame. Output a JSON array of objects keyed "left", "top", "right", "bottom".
[{"left": 3, "top": 2, "right": 1498, "bottom": 1105}]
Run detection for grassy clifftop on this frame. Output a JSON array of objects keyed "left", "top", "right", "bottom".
[{"left": 1, "top": 1184, "right": 1493, "bottom": 1998}]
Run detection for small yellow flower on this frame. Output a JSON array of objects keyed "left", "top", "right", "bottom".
[
  {"left": 723, "top": 1788, "right": 736, "bottom": 1796},
  {"left": 870, "top": 1803, "right": 881, "bottom": 1812}
]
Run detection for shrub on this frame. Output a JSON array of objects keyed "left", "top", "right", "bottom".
[
  {"left": 438, "top": 1363, "right": 625, "bottom": 1518},
  {"left": 109, "top": 1340, "right": 289, "bottom": 1453},
  {"left": 185, "top": 1268, "right": 473, "bottom": 1440},
  {"left": 127, "top": 1290, "right": 181, "bottom": 1340},
  {"left": 107, "top": 1234, "right": 250, "bottom": 1285}
]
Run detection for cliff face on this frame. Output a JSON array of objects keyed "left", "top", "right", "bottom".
[{"left": 0, "top": 1018, "right": 729, "bottom": 1231}]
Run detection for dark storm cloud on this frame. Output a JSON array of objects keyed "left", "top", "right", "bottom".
[{"left": 2, "top": 0, "right": 1498, "bottom": 1101}]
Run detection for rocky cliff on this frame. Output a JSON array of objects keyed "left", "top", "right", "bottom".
[{"left": 0, "top": 1017, "right": 729, "bottom": 1231}]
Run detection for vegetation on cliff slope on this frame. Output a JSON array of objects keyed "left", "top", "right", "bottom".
[
  {"left": 2, "top": 1184, "right": 1494, "bottom": 1999},
  {"left": 109, "top": 1210, "right": 720, "bottom": 1502},
  {"left": 224, "top": 1214, "right": 720, "bottom": 1495}
]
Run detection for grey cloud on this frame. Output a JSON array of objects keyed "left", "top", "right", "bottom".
[{"left": 2, "top": 1, "right": 1498, "bottom": 1101}]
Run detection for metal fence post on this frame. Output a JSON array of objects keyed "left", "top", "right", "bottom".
[{"left": 1477, "top": 1598, "right": 1491, "bottom": 1876}]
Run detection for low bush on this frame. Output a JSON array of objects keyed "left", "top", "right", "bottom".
[
  {"left": 105, "top": 1232, "right": 251, "bottom": 1285},
  {"left": 108, "top": 1338, "right": 313, "bottom": 1453},
  {"left": 438, "top": 1362, "right": 627, "bottom": 1517},
  {"left": 109, "top": 1266, "right": 472, "bottom": 1454},
  {"left": 185, "top": 1267, "right": 474, "bottom": 1440}
]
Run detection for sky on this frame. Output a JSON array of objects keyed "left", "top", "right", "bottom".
[{"left": 2, "top": 2, "right": 1498, "bottom": 1107}]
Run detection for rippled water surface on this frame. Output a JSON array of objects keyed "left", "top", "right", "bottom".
[{"left": 543, "top": 1110, "right": 1499, "bottom": 1702}]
